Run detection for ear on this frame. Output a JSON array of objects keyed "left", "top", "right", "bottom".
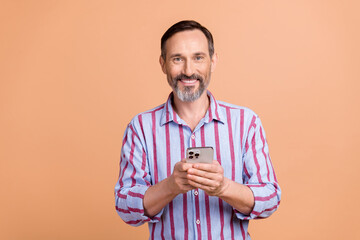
[
  {"left": 210, "top": 53, "right": 218, "bottom": 73},
  {"left": 159, "top": 55, "right": 167, "bottom": 74}
]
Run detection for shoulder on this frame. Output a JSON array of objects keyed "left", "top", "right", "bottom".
[
  {"left": 127, "top": 103, "right": 166, "bottom": 133},
  {"left": 217, "top": 100, "right": 259, "bottom": 119}
]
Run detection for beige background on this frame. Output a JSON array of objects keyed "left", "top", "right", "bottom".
[{"left": 1, "top": 0, "right": 359, "bottom": 239}]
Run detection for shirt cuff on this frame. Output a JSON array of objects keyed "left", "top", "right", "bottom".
[
  {"left": 126, "top": 185, "right": 163, "bottom": 224},
  {"left": 233, "top": 184, "right": 275, "bottom": 220}
]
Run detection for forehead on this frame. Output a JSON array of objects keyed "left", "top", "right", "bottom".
[{"left": 164, "top": 30, "right": 209, "bottom": 56}]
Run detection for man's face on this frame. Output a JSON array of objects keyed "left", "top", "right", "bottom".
[{"left": 160, "top": 30, "right": 217, "bottom": 102}]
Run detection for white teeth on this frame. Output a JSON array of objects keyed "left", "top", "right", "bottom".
[{"left": 181, "top": 79, "right": 197, "bottom": 83}]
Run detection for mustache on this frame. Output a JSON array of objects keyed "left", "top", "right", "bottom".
[{"left": 174, "top": 74, "right": 203, "bottom": 82}]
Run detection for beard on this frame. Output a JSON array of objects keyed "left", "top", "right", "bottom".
[{"left": 168, "top": 73, "right": 210, "bottom": 102}]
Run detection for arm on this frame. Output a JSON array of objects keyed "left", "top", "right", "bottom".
[
  {"left": 187, "top": 160, "right": 254, "bottom": 215},
  {"left": 143, "top": 160, "right": 194, "bottom": 217},
  {"left": 115, "top": 123, "right": 155, "bottom": 226},
  {"left": 187, "top": 116, "right": 281, "bottom": 219}
]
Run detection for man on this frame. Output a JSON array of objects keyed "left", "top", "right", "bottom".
[{"left": 115, "top": 20, "right": 281, "bottom": 240}]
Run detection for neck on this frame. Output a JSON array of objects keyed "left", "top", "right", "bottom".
[{"left": 172, "top": 91, "right": 210, "bottom": 131}]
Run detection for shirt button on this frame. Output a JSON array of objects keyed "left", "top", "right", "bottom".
[
  {"left": 196, "top": 219, "right": 200, "bottom": 224},
  {"left": 191, "top": 134, "right": 195, "bottom": 139},
  {"left": 194, "top": 190, "right": 198, "bottom": 196}
]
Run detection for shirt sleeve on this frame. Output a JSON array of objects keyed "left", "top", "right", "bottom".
[
  {"left": 235, "top": 115, "right": 281, "bottom": 220},
  {"left": 114, "top": 122, "right": 163, "bottom": 226}
]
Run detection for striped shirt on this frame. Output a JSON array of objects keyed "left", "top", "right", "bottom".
[{"left": 115, "top": 91, "right": 281, "bottom": 240}]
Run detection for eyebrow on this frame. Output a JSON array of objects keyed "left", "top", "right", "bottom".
[
  {"left": 169, "top": 53, "right": 182, "bottom": 58},
  {"left": 169, "top": 52, "right": 207, "bottom": 58}
]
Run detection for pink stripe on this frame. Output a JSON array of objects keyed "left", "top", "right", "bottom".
[
  {"left": 179, "top": 126, "right": 185, "bottom": 159},
  {"left": 161, "top": 216, "right": 165, "bottom": 240},
  {"left": 226, "top": 107, "right": 236, "bottom": 181},
  {"left": 182, "top": 193, "right": 188, "bottom": 240},
  {"left": 249, "top": 115, "right": 257, "bottom": 129},
  {"left": 214, "top": 121, "right": 221, "bottom": 164},
  {"left": 138, "top": 114, "right": 145, "bottom": 143},
  {"left": 118, "top": 133, "right": 128, "bottom": 183},
  {"left": 230, "top": 212, "right": 235, "bottom": 240},
  {"left": 209, "top": 92, "right": 220, "bottom": 120},
  {"left": 240, "top": 109, "right": 244, "bottom": 151},
  {"left": 117, "top": 192, "right": 127, "bottom": 199},
  {"left": 195, "top": 192, "right": 201, "bottom": 240},
  {"left": 239, "top": 220, "right": 246, "bottom": 239},
  {"left": 118, "top": 160, "right": 129, "bottom": 188},
  {"left": 204, "top": 193, "right": 212, "bottom": 240},
  {"left": 209, "top": 103, "right": 213, "bottom": 121},
  {"left": 128, "top": 206, "right": 144, "bottom": 213},
  {"left": 191, "top": 133, "right": 196, "bottom": 147},
  {"left": 251, "top": 131, "right": 263, "bottom": 183},
  {"left": 166, "top": 115, "right": 172, "bottom": 177},
  {"left": 245, "top": 115, "right": 257, "bottom": 153},
  {"left": 149, "top": 105, "right": 165, "bottom": 114},
  {"left": 151, "top": 223, "right": 156, "bottom": 240},
  {"left": 201, "top": 127, "right": 212, "bottom": 240},
  {"left": 243, "top": 162, "right": 251, "bottom": 181},
  {"left": 126, "top": 217, "right": 155, "bottom": 225},
  {"left": 215, "top": 102, "right": 220, "bottom": 120},
  {"left": 172, "top": 107, "right": 178, "bottom": 124},
  {"left": 141, "top": 150, "right": 146, "bottom": 171},
  {"left": 252, "top": 201, "right": 280, "bottom": 216},
  {"left": 122, "top": 133, "right": 128, "bottom": 148},
  {"left": 201, "top": 126, "right": 206, "bottom": 147},
  {"left": 152, "top": 111, "right": 159, "bottom": 184},
  {"left": 179, "top": 126, "right": 188, "bottom": 240},
  {"left": 218, "top": 199, "right": 225, "bottom": 240},
  {"left": 191, "top": 132, "right": 201, "bottom": 240},
  {"left": 126, "top": 219, "right": 143, "bottom": 225},
  {"left": 115, "top": 206, "right": 130, "bottom": 213},
  {"left": 214, "top": 122, "right": 225, "bottom": 240},
  {"left": 142, "top": 151, "right": 151, "bottom": 186},
  {"left": 225, "top": 107, "right": 235, "bottom": 239},
  {"left": 128, "top": 126, "right": 137, "bottom": 187},
  {"left": 254, "top": 191, "right": 277, "bottom": 201},
  {"left": 260, "top": 127, "right": 271, "bottom": 182},
  {"left": 128, "top": 191, "right": 144, "bottom": 198},
  {"left": 165, "top": 113, "right": 175, "bottom": 240}
]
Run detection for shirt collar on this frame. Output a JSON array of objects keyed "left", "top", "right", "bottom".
[{"left": 160, "top": 90, "right": 225, "bottom": 126}]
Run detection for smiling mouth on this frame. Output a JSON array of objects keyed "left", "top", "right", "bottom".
[{"left": 180, "top": 79, "right": 197, "bottom": 84}]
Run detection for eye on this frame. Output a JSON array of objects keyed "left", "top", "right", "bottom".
[
  {"left": 173, "top": 57, "right": 182, "bottom": 62},
  {"left": 195, "top": 56, "right": 204, "bottom": 61}
]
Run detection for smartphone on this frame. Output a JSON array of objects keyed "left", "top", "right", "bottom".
[{"left": 186, "top": 147, "right": 214, "bottom": 163}]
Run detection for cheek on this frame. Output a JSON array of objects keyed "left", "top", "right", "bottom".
[{"left": 167, "top": 66, "right": 182, "bottom": 78}]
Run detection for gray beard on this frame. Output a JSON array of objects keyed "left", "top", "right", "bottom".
[
  {"left": 174, "top": 84, "right": 204, "bottom": 102},
  {"left": 170, "top": 74, "right": 210, "bottom": 102}
]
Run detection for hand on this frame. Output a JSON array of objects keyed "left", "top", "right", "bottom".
[
  {"left": 186, "top": 160, "right": 229, "bottom": 196},
  {"left": 168, "top": 159, "right": 195, "bottom": 195}
]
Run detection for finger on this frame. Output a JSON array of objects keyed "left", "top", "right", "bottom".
[
  {"left": 176, "top": 161, "right": 193, "bottom": 171},
  {"left": 193, "top": 161, "right": 222, "bottom": 173},
  {"left": 187, "top": 173, "right": 216, "bottom": 187},
  {"left": 187, "top": 168, "right": 218, "bottom": 180},
  {"left": 187, "top": 179, "right": 214, "bottom": 193}
]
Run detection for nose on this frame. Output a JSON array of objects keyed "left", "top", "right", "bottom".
[{"left": 183, "top": 60, "right": 194, "bottom": 77}]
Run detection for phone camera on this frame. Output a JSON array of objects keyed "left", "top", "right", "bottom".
[{"left": 189, "top": 156, "right": 193, "bottom": 159}]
